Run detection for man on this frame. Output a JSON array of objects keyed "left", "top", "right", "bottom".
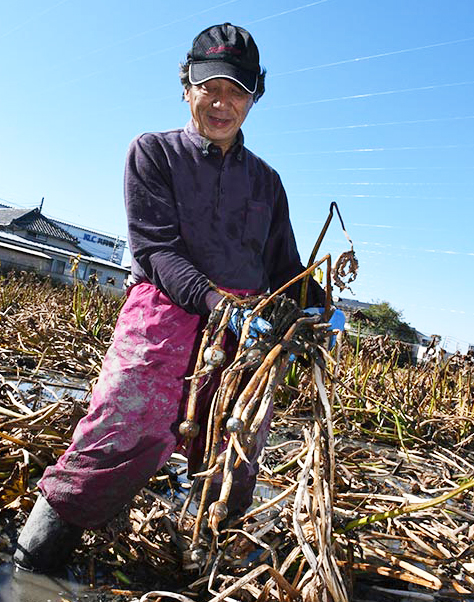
[{"left": 14, "top": 22, "right": 327, "bottom": 573}]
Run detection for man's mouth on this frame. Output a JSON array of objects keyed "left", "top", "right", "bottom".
[{"left": 208, "top": 115, "right": 232, "bottom": 128}]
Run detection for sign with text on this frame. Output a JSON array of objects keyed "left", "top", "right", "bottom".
[{"left": 53, "top": 221, "right": 126, "bottom": 265}]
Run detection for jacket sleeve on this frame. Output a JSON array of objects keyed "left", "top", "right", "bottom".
[
  {"left": 263, "top": 174, "right": 326, "bottom": 308},
  {"left": 124, "top": 134, "right": 214, "bottom": 315}
]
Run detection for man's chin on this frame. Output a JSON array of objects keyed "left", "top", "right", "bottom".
[{"left": 206, "top": 127, "right": 234, "bottom": 141}]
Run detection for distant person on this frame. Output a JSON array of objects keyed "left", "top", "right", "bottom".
[{"left": 14, "top": 22, "right": 341, "bottom": 573}]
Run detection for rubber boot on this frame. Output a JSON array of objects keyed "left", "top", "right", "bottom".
[{"left": 13, "top": 494, "right": 83, "bottom": 573}]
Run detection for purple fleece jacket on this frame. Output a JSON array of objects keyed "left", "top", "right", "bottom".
[{"left": 124, "top": 120, "right": 325, "bottom": 314}]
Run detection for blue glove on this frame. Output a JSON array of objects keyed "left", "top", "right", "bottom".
[
  {"left": 304, "top": 307, "right": 345, "bottom": 349},
  {"left": 228, "top": 308, "right": 272, "bottom": 346}
]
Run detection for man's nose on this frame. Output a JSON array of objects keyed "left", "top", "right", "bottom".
[{"left": 212, "top": 90, "right": 229, "bottom": 107}]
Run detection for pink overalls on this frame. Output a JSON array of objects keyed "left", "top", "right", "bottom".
[{"left": 40, "top": 282, "right": 271, "bottom": 528}]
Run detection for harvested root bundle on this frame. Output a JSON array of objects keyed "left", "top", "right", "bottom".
[{"left": 178, "top": 292, "right": 349, "bottom": 601}]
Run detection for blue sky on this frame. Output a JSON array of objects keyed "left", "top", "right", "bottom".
[{"left": 1, "top": 0, "right": 473, "bottom": 352}]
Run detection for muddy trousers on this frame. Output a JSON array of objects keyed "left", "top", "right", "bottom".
[{"left": 39, "top": 282, "right": 271, "bottom": 529}]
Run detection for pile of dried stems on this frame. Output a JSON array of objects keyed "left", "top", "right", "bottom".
[{"left": 1, "top": 266, "right": 474, "bottom": 602}]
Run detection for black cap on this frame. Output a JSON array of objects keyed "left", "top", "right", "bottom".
[{"left": 187, "top": 23, "right": 260, "bottom": 94}]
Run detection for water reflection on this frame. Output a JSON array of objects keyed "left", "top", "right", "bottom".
[
  {"left": 0, "top": 563, "right": 100, "bottom": 602},
  {"left": 14, "top": 373, "right": 90, "bottom": 406}
]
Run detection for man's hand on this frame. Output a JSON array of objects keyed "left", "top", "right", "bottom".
[
  {"left": 228, "top": 308, "right": 272, "bottom": 346},
  {"left": 304, "top": 307, "right": 345, "bottom": 349}
]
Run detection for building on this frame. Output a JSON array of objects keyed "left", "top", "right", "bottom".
[
  {"left": 52, "top": 218, "right": 126, "bottom": 265},
  {"left": 336, "top": 297, "right": 374, "bottom": 314},
  {"left": 337, "top": 297, "right": 444, "bottom": 364},
  {"left": 0, "top": 206, "right": 129, "bottom": 293}
]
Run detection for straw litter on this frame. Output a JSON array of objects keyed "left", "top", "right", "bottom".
[{"left": 1, "top": 252, "right": 474, "bottom": 601}]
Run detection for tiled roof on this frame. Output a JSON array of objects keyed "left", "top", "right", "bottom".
[
  {"left": 0, "top": 208, "right": 31, "bottom": 225},
  {"left": 0, "top": 208, "right": 78, "bottom": 243}
]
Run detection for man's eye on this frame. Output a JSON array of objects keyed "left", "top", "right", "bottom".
[{"left": 232, "top": 88, "right": 248, "bottom": 99}]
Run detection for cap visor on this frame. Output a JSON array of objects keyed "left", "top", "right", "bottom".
[{"left": 189, "top": 61, "right": 257, "bottom": 94}]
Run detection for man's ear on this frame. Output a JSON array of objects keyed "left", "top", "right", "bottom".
[{"left": 183, "top": 87, "right": 190, "bottom": 103}]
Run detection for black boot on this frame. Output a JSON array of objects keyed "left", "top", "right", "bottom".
[{"left": 13, "top": 495, "right": 83, "bottom": 573}]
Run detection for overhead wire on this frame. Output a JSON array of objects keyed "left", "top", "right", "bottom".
[
  {"left": 6, "top": 0, "right": 243, "bottom": 93},
  {"left": 0, "top": 0, "right": 71, "bottom": 40},
  {"left": 40, "top": 0, "right": 333, "bottom": 93},
  {"left": 246, "top": 17, "right": 474, "bottom": 247},
  {"left": 260, "top": 80, "right": 474, "bottom": 111},
  {"left": 258, "top": 115, "right": 474, "bottom": 136},
  {"left": 351, "top": 242, "right": 474, "bottom": 260},
  {"left": 254, "top": 33, "right": 474, "bottom": 226},
  {"left": 244, "top": 0, "right": 330, "bottom": 25},
  {"left": 70, "top": 0, "right": 241, "bottom": 60},
  {"left": 287, "top": 166, "right": 474, "bottom": 171},
  {"left": 2, "top": 4, "right": 473, "bottom": 344},
  {"left": 266, "top": 143, "right": 474, "bottom": 157},
  {"left": 323, "top": 180, "right": 463, "bottom": 185},
  {"left": 292, "top": 192, "right": 463, "bottom": 200},
  {"left": 270, "top": 35, "right": 474, "bottom": 78},
  {"left": 73, "top": 0, "right": 332, "bottom": 60},
  {"left": 0, "top": 196, "right": 39, "bottom": 210}
]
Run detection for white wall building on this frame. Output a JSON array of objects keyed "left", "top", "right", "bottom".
[{"left": 0, "top": 206, "right": 129, "bottom": 294}]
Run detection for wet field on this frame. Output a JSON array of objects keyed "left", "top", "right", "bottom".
[
  {"left": 2, "top": 274, "right": 474, "bottom": 600},
  {"left": 0, "top": 564, "right": 105, "bottom": 602}
]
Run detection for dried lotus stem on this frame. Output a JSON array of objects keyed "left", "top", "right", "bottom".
[
  {"left": 179, "top": 301, "right": 229, "bottom": 440},
  {"left": 191, "top": 302, "right": 234, "bottom": 379},
  {"left": 248, "top": 361, "right": 282, "bottom": 435},
  {"left": 228, "top": 432, "right": 250, "bottom": 465},
  {"left": 239, "top": 369, "right": 270, "bottom": 429},
  {"left": 190, "top": 304, "right": 255, "bottom": 546},
  {"left": 190, "top": 385, "right": 232, "bottom": 546},
  {"left": 314, "top": 363, "right": 336, "bottom": 505},
  {"left": 217, "top": 445, "right": 238, "bottom": 510},
  {"left": 202, "top": 367, "right": 241, "bottom": 474},
  {"left": 200, "top": 376, "right": 233, "bottom": 476}
]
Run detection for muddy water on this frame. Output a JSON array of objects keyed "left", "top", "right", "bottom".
[{"left": 0, "top": 563, "right": 109, "bottom": 602}]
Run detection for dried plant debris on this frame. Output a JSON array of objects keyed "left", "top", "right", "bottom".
[
  {"left": 2, "top": 274, "right": 474, "bottom": 601},
  {"left": 332, "top": 250, "right": 359, "bottom": 294},
  {"left": 0, "top": 271, "right": 122, "bottom": 378}
]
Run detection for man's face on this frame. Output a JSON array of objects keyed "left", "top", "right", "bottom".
[{"left": 184, "top": 78, "right": 254, "bottom": 154}]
